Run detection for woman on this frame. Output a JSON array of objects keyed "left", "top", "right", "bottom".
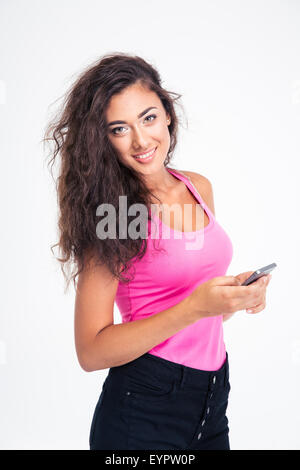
[{"left": 44, "top": 52, "right": 271, "bottom": 450}]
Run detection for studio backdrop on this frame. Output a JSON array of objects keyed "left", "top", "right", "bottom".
[{"left": 0, "top": 0, "right": 299, "bottom": 450}]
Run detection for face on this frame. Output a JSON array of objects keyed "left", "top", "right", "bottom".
[{"left": 105, "top": 83, "right": 171, "bottom": 175}]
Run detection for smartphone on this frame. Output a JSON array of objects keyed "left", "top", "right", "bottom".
[{"left": 241, "top": 263, "right": 277, "bottom": 286}]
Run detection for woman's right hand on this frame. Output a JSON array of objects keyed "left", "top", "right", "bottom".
[{"left": 190, "top": 272, "right": 271, "bottom": 318}]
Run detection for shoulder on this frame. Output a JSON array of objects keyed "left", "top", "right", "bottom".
[
  {"left": 178, "top": 170, "right": 212, "bottom": 189},
  {"left": 176, "top": 169, "right": 215, "bottom": 216}
]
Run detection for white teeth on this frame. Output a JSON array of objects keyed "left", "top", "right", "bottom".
[{"left": 134, "top": 148, "right": 156, "bottom": 159}]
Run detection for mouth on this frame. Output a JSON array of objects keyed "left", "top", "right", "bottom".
[{"left": 133, "top": 146, "right": 157, "bottom": 163}]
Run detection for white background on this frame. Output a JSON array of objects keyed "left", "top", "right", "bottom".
[{"left": 0, "top": 0, "right": 299, "bottom": 450}]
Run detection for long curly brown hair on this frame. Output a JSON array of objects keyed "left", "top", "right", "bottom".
[{"left": 43, "top": 52, "right": 185, "bottom": 292}]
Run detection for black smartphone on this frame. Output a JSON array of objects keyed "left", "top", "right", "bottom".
[{"left": 241, "top": 263, "right": 277, "bottom": 286}]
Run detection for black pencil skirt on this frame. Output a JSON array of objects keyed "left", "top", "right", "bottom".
[{"left": 89, "top": 351, "right": 231, "bottom": 450}]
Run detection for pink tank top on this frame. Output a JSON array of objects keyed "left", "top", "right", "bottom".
[{"left": 115, "top": 167, "right": 233, "bottom": 371}]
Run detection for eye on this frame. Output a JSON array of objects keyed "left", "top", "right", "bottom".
[
  {"left": 111, "top": 126, "right": 126, "bottom": 136},
  {"left": 110, "top": 114, "right": 157, "bottom": 135},
  {"left": 145, "top": 114, "right": 157, "bottom": 122}
]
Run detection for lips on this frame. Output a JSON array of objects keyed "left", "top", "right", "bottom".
[
  {"left": 132, "top": 146, "right": 157, "bottom": 163},
  {"left": 133, "top": 147, "right": 157, "bottom": 158}
]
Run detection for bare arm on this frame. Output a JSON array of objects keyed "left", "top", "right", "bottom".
[
  {"left": 74, "top": 253, "right": 200, "bottom": 372},
  {"left": 87, "top": 297, "right": 199, "bottom": 371},
  {"left": 222, "top": 313, "right": 235, "bottom": 322}
]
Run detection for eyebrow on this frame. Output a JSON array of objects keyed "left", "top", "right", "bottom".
[{"left": 106, "top": 106, "right": 158, "bottom": 127}]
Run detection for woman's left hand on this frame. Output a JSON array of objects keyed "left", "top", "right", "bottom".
[{"left": 234, "top": 272, "right": 272, "bottom": 314}]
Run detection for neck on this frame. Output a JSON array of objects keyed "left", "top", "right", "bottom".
[{"left": 142, "top": 166, "right": 176, "bottom": 194}]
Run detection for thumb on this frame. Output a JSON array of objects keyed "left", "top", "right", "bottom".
[
  {"left": 213, "top": 275, "right": 241, "bottom": 286},
  {"left": 235, "top": 270, "right": 255, "bottom": 285}
]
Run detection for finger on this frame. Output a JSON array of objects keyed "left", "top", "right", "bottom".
[
  {"left": 250, "top": 277, "right": 269, "bottom": 303},
  {"left": 249, "top": 291, "right": 266, "bottom": 312},
  {"left": 235, "top": 271, "right": 255, "bottom": 284},
  {"left": 238, "top": 274, "right": 269, "bottom": 295},
  {"left": 246, "top": 304, "right": 265, "bottom": 314},
  {"left": 246, "top": 300, "right": 266, "bottom": 314},
  {"left": 262, "top": 274, "right": 272, "bottom": 285},
  {"left": 236, "top": 275, "right": 268, "bottom": 307}
]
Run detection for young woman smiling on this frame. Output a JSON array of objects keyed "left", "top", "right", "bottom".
[{"left": 44, "top": 52, "right": 271, "bottom": 450}]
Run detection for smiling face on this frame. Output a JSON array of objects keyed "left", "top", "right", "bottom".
[{"left": 105, "top": 82, "right": 171, "bottom": 175}]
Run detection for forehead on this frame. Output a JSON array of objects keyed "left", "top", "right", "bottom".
[{"left": 105, "top": 84, "right": 162, "bottom": 118}]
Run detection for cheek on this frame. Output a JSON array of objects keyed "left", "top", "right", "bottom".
[
  {"left": 153, "top": 123, "right": 170, "bottom": 147},
  {"left": 108, "top": 137, "right": 129, "bottom": 160}
]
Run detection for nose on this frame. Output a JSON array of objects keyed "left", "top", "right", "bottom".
[{"left": 131, "top": 125, "right": 150, "bottom": 151}]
